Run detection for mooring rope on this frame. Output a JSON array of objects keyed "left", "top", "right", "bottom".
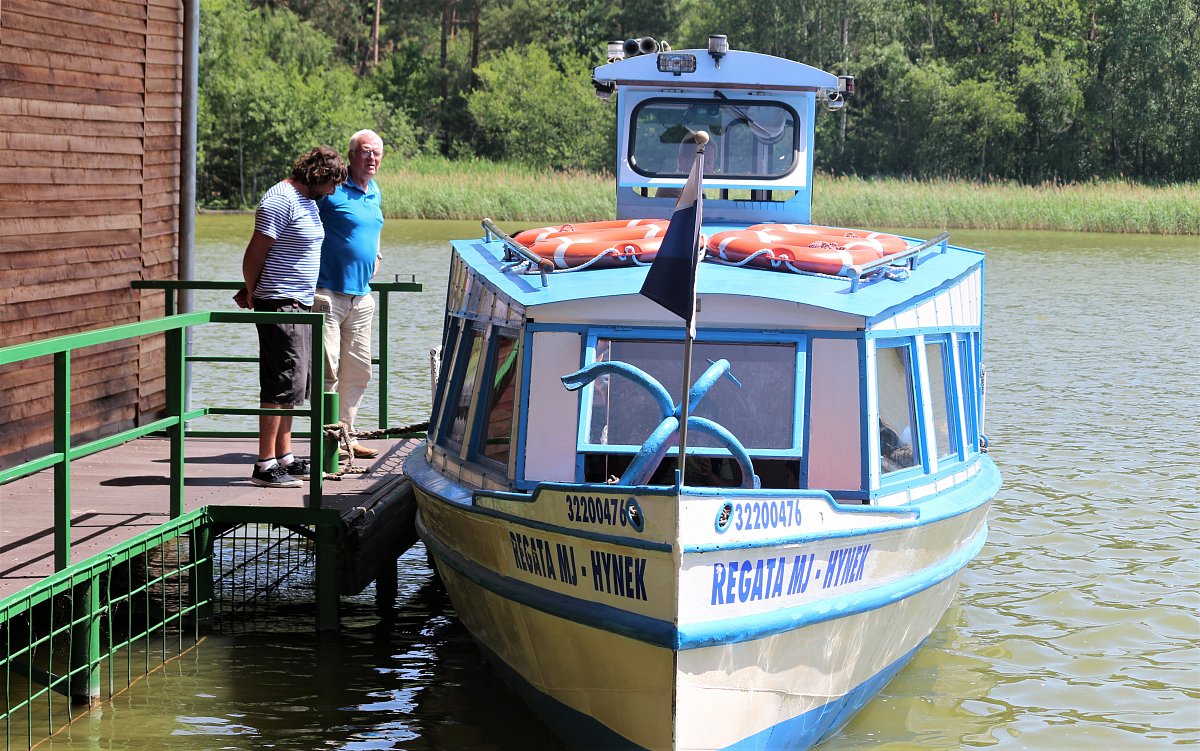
[{"left": 318, "top": 421, "right": 430, "bottom": 479}]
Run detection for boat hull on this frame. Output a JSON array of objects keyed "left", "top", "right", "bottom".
[{"left": 410, "top": 448, "right": 999, "bottom": 750}]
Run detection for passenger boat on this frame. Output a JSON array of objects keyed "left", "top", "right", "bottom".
[{"left": 407, "top": 36, "right": 1001, "bottom": 750}]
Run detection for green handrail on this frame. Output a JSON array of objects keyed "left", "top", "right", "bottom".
[
  {"left": 132, "top": 279, "right": 422, "bottom": 430},
  {"left": 0, "top": 311, "right": 330, "bottom": 569}
]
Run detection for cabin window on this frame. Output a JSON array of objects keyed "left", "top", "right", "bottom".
[
  {"left": 959, "top": 335, "right": 979, "bottom": 453},
  {"left": 876, "top": 343, "right": 920, "bottom": 474},
  {"left": 628, "top": 98, "right": 798, "bottom": 180},
  {"left": 925, "top": 339, "right": 959, "bottom": 460},
  {"left": 477, "top": 332, "right": 520, "bottom": 467},
  {"left": 586, "top": 339, "right": 796, "bottom": 451},
  {"left": 429, "top": 318, "right": 460, "bottom": 444},
  {"left": 440, "top": 324, "right": 485, "bottom": 451}
]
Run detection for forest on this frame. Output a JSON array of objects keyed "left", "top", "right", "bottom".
[{"left": 198, "top": 0, "right": 1200, "bottom": 207}]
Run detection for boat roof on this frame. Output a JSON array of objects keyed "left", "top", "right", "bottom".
[
  {"left": 592, "top": 49, "right": 838, "bottom": 93},
  {"left": 452, "top": 226, "right": 984, "bottom": 323}
]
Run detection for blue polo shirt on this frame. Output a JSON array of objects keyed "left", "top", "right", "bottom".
[{"left": 317, "top": 178, "right": 384, "bottom": 296}]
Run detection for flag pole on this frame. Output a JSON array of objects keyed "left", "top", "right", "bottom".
[{"left": 677, "top": 130, "right": 708, "bottom": 488}]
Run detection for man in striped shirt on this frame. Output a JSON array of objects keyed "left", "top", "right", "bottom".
[{"left": 235, "top": 146, "right": 347, "bottom": 488}]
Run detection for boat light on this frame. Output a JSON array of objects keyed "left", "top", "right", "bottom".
[
  {"left": 657, "top": 52, "right": 697, "bottom": 75},
  {"left": 708, "top": 34, "right": 728, "bottom": 67},
  {"left": 607, "top": 40, "right": 625, "bottom": 61},
  {"left": 838, "top": 75, "right": 856, "bottom": 95}
]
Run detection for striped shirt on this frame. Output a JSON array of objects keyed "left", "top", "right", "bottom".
[{"left": 253, "top": 181, "right": 324, "bottom": 306}]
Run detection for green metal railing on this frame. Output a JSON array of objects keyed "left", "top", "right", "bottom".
[
  {"left": 0, "top": 311, "right": 332, "bottom": 521},
  {"left": 0, "top": 311, "right": 351, "bottom": 747},
  {"left": 132, "top": 279, "right": 422, "bottom": 433},
  {"left": 1, "top": 510, "right": 212, "bottom": 749}
]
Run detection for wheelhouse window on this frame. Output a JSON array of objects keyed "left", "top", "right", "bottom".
[
  {"left": 629, "top": 99, "right": 798, "bottom": 180},
  {"left": 586, "top": 339, "right": 796, "bottom": 451},
  {"left": 925, "top": 339, "right": 959, "bottom": 461},
  {"left": 877, "top": 343, "right": 920, "bottom": 474},
  {"left": 479, "top": 332, "right": 520, "bottom": 466}
]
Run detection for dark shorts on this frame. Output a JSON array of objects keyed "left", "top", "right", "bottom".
[{"left": 254, "top": 298, "right": 312, "bottom": 405}]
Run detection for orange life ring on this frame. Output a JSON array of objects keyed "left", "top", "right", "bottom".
[
  {"left": 513, "top": 219, "right": 670, "bottom": 269},
  {"left": 707, "top": 224, "right": 910, "bottom": 276},
  {"left": 526, "top": 236, "right": 663, "bottom": 269},
  {"left": 513, "top": 219, "right": 668, "bottom": 247}
]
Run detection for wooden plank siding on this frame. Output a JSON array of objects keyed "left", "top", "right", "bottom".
[{"left": 0, "top": 0, "right": 184, "bottom": 468}]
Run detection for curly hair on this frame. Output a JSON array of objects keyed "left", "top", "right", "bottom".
[{"left": 290, "top": 146, "right": 348, "bottom": 188}]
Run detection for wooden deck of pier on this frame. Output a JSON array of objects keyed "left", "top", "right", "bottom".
[{"left": 0, "top": 436, "right": 421, "bottom": 602}]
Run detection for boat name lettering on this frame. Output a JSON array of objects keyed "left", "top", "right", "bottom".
[
  {"left": 588, "top": 550, "right": 647, "bottom": 601},
  {"left": 712, "top": 554, "right": 807, "bottom": 605},
  {"left": 509, "top": 531, "right": 556, "bottom": 581},
  {"left": 566, "top": 494, "right": 630, "bottom": 528},
  {"left": 822, "top": 543, "right": 871, "bottom": 589},
  {"left": 731, "top": 499, "right": 801, "bottom": 532}
]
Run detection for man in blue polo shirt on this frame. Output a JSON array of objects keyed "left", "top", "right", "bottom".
[{"left": 314, "top": 130, "right": 386, "bottom": 460}]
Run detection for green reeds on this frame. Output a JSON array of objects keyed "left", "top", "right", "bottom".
[
  {"left": 375, "top": 158, "right": 1200, "bottom": 234},
  {"left": 812, "top": 176, "right": 1200, "bottom": 235},
  {"left": 376, "top": 156, "right": 613, "bottom": 222}
]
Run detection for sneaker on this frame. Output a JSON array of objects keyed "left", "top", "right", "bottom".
[
  {"left": 281, "top": 458, "right": 311, "bottom": 480},
  {"left": 250, "top": 463, "right": 302, "bottom": 488}
]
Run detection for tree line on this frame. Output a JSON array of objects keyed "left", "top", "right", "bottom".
[{"left": 198, "top": 0, "right": 1199, "bottom": 206}]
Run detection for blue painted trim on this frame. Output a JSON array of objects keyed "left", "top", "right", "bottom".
[
  {"left": 678, "top": 520, "right": 987, "bottom": 648},
  {"left": 799, "top": 337, "right": 814, "bottom": 489},
  {"left": 469, "top": 501, "right": 673, "bottom": 552},
  {"left": 514, "top": 326, "right": 535, "bottom": 485},
  {"left": 857, "top": 337, "right": 871, "bottom": 491},
  {"left": 721, "top": 641, "right": 925, "bottom": 751}
]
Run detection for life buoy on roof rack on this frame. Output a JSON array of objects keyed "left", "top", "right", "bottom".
[
  {"left": 514, "top": 219, "right": 670, "bottom": 270},
  {"left": 707, "top": 224, "right": 910, "bottom": 276}
]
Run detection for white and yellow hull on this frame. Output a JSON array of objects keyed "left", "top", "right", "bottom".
[{"left": 409, "top": 448, "right": 1000, "bottom": 750}]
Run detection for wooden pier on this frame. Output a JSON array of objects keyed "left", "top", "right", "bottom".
[{"left": 0, "top": 435, "right": 421, "bottom": 604}]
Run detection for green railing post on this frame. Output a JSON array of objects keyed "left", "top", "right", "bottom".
[
  {"left": 54, "top": 351, "right": 71, "bottom": 570},
  {"left": 308, "top": 315, "right": 325, "bottom": 510},
  {"left": 377, "top": 288, "right": 390, "bottom": 429},
  {"left": 166, "top": 326, "right": 186, "bottom": 518},
  {"left": 315, "top": 522, "right": 339, "bottom": 632},
  {"left": 68, "top": 579, "right": 100, "bottom": 705},
  {"left": 323, "top": 391, "right": 340, "bottom": 475},
  {"left": 193, "top": 523, "right": 214, "bottom": 626}
]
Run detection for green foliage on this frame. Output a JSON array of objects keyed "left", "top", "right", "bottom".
[
  {"left": 200, "top": 0, "right": 1200, "bottom": 188},
  {"left": 467, "top": 45, "right": 614, "bottom": 171},
  {"left": 198, "top": 0, "right": 410, "bottom": 207}
]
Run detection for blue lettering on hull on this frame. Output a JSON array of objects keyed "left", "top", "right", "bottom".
[{"left": 711, "top": 544, "right": 872, "bottom": 605}]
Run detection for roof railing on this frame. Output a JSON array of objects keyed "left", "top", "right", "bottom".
[
  {"left": 482, "top": 218, "right": 554, "bottom": 287},
  {"left": 848, "top": 231, "right": 950, "bottom": 292}
]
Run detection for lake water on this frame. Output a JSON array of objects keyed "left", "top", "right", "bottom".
[{"left": 42, "top": 218, "right": 1199, "bottom": 749}]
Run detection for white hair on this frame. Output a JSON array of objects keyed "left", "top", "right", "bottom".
[{"left": 348, "top": 129, "right": 383, "bottom": 153}]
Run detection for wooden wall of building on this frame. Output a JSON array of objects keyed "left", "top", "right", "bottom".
[{"left": 0, "top": 0, "right": 183, "bottom": 468}]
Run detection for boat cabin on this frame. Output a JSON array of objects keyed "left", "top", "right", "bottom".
[{"left": 424, "top": 42, "right": 988, "bottom": 508}]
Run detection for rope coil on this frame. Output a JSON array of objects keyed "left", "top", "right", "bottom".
[{"left": 319, "top": 421, "right": 429, "bottom": 479}]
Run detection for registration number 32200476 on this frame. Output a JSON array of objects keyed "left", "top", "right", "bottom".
[{"left": 730, "top": 500, "right": 802, "bottom": 531}]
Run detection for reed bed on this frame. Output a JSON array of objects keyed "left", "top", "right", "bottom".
[
  {"left": 812, "top": 176, "right": 1200, "bottom": 235},
  {"left": 375, "top": 158, "right": 1200, "bottom": 234},
  {"left": 376, "top": 156, "right": 613, "bottom": 222}
]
